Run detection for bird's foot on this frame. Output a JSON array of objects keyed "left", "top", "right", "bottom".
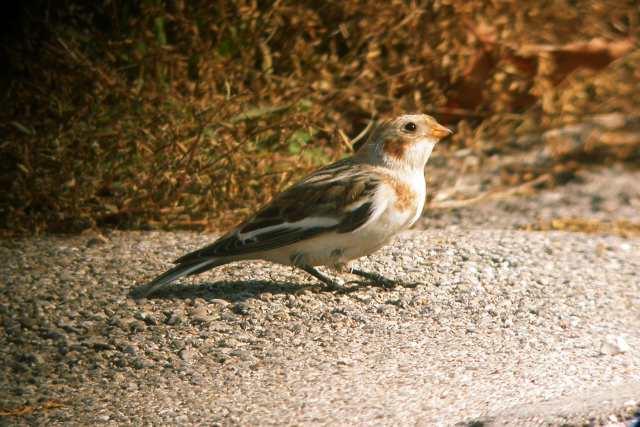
[
  {"left": 297, "top": 265, "right": 344, "bottom": 291},
  {"left": 348, "top": 269, "right": 397, "bottom": 289}
]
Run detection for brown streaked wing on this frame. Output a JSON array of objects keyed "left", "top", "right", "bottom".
[{"left": 174, "top": 164, "right": 380, "bottom": 262}]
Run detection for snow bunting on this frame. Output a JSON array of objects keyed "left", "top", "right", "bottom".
[{"left": 142, "top": 114, "right": 451, "bottom": 296}]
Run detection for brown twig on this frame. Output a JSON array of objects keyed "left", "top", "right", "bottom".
[{"left": 430, "top": 174, "right": 552, "bottom": 209}]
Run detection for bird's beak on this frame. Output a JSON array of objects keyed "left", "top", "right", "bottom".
[{"left": 430, "top": 123, "right": 454, "bottom": 140}]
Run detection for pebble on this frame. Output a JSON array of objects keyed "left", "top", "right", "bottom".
[
  {"left": 18, "top": 352, "right": 45, "bottom": 366},
  {"left": 190, "top": 307, "right": 214, "bottom": 324},
  {"left": 43, "top": 328, "right": 67, "bottom": 341},
  {"left": 376, "top": 304, "right": 395, "bottom": 315},
  {"left": 165, "top": 311, "right": 183, "bottom": 325},
  {"left": 179, "top": 348, "right": 196, "bottom": 363},
  {"left": 259, "top": 293, "right": 273, "bottom": 302},
  {"left": 190, "top": 306, "right": 209, "bottom": 318},
  {"left": 122, "top": 345, "right": 138, "bottom": 355},
  {"left": 132, "top": 357, "right": 154, "bottom": 369},
  {"left": 135, "top": 311, "right": 157, "bottom": 325},
  {"left": 90, "top": 339, "right": 115, "bottom": 351},
  {"left": 175, "top": 415, "right": 189, "bottom": 424},
  {"left": 230, "top": 349, "right": 253, "bottom": 361},
  {"left": 601, "top": 335, "right": 631, "bottom": 355},
  {"left": 233, "top": 303, "right": 250, "bottom": 316},
  {"left": 129, "top": 320, "right": 147, "bottom": 332}
]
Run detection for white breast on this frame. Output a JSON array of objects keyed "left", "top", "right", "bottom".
[{"left": 369, "top": 169, "right": 425, "bottom": 237}]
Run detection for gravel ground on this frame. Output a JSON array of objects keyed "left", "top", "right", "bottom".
[
  {"left": 1, "top": 231, "right": 639, "bottom": 426},
  {"left": 422, "top": 165, "right": 640, "bottom": 231},
  {"left": 1, "top": 168, "right": 640, "bottom": 426}
]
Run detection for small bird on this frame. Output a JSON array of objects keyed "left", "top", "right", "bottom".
[{"left": 141, "top": 114, "right": 451, "bottom": 296}]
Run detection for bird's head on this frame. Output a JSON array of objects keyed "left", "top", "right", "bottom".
[{"left": 355, "top": 114, "right": 452, "bottom": 170}]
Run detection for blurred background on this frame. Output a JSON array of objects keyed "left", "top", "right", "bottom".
[{"left": 1, "top": 0, "right": 639, "bottom": 235}]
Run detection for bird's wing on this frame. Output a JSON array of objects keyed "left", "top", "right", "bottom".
[{"left": 175, "top": 162, "right": 383, "bottom": 263}]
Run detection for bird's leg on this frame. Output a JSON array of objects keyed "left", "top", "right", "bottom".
[
  {"left": 297, "top": 265, "right": 343, "bottom": 290},
  {"left": 349, "top": 268, "right": 397, "bottom": 288},
  {"left": 334, "top": 262, "right": 397, "bottom": 289},
  {"left": 291, "top": 253, "right": 342, "bottom": 290}
]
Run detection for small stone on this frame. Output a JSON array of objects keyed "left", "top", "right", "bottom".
[
  {"left": 165, "top": 311, "right": 183, "bottom": 325},
  {"left": 614, "top": 336, "right": 630, "bottom": 353},
  {"left": 376, "top": 304, "right": 394, "bottom": 314},
  {"left": 43, "top": 328, "right": 67, "bottom": 341},
  {"left": 19, "top": 316, "right": 37, "bottom": 329},
  {"left": 132, "top": 357, "right": 154, "bottom": 369},
  {"left": 91, "top": 339, "right": 114, "bottom": 351},
  {"left": 197, "top": 315, "right": 215, "bottom": 324},
  {"left": 135, "top": 311, "right": 157, "bottom": 325},
  {"left": 18, "top": 352, "right": 45, "bottom": 366},
  {"left": 336, "top": 358, "right": 353, "bottom": 366},
  {"left": 179, "top": 348, "right": 196, "bottom": 363},
  {"left": 65, "top": 351, "right": 81, "bottom": 364},
  {"left": 113, "top": 358, "right": 126, "bottom": 368},
  {"left": 354, "top": 295, "right": 372, "bottom": 303},
  {"left": 86, "top": 235, "right": 109, "bottom": 247},
  {"left": 233, "top": 303, "right": 250, "bottom": 315},
  {"left": 190, "top": 306, "right": 214, "bottom": 324},
  {"left": 210, "top": 299, "right": 230, "bottom": 307},
  {"left": 600, "top": 335, "right": 630, "bottom": 355},
  {"left": 190, "top": 306, "right": 208, "bottom": 318},
  {"left": 190, "top": 374, "right": 204, "bottom": 385},
  {"left": 58, "top": 321, "right": 80, "bottom": 334},
  {"left": 259, "top": 293, "right": 273, "bottom": 302},
  {"left": 129, "top": 320, "right": 146, "bottom": 333},
  {"left": 220, "top": 312, "right": 237, "bottom": 322},
  {"left": 2, "top": 318, "right": 21, "bottom": 337},
  {"left": 122, "top": 345, "right": 138, "bottom": 355},
  {"left": 230, "top": 349, "right": 252, "bottom": 361}
]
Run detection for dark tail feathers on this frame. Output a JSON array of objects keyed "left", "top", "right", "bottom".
[{"left": 138, "top": 258, "right": 224, "bottom": 297}]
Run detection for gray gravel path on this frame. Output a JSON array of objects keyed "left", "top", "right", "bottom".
[
  {"left": 422, "top": 165, "right": 640, "bottom": 231},
  {"left": 1, "top": 226, "right": 639, "bottom": 426}
]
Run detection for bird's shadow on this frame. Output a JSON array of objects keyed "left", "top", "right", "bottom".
[{"left": 128, "top": 278, "right": 382, "bottom": 302}]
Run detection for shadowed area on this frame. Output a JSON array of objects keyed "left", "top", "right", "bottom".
[{"left": 129, "top": 277, "right": 419, "bottom": 301}]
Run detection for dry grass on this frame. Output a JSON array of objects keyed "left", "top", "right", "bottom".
[
  {"left": 2, "top": 1, "right": 639, "bottom": 234},
  {"left": 525, "top": 218, "right": 640, "bottom": 238}
]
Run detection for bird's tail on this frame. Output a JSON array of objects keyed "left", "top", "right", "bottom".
[{"left": 138, "top": 258, "right": 225, "bottom": 297}]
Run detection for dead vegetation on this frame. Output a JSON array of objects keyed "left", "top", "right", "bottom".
[
  {"left": 525, "top": 218, "right": 640, "bottom": 238},
  {"left": 1, "top": 0, "right": 639, "bottom": 235}
]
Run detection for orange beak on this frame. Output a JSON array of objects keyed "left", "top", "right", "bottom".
[{"left": 430, "top": 123, "right": 453, "bottom": 140}]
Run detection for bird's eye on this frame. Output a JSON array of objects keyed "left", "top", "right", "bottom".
[{"left": 404, "top": 122, "right": 417, "bottom": 132}]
